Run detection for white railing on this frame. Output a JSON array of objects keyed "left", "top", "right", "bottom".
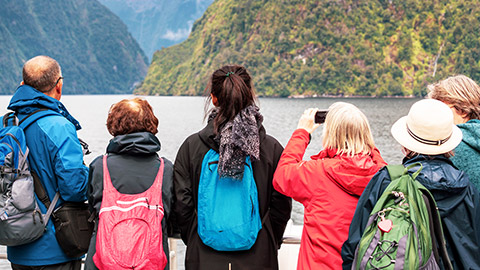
[{"left": 0, "top": 220, "right": 302, "bottom": 270}]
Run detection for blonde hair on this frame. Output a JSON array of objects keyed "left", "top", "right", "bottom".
[
  {"left": 427, "top": 75, "right": 480, "bottom": 120},
  {"left": 322, "top": 102, "right": 375, "bottom": 156}
]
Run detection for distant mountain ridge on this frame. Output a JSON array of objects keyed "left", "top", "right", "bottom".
[
  {"left": 0, "top": 0, "right": 148, "bottom": 94},
  {"left": 136, "top": 0, "right": 480, "bottom": 97},
  {"left": 98, "top": 0, "right": 214, "bottom": 60}
]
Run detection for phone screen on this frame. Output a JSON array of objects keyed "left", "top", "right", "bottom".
[{"left": 314, "top": 110, "right": 328, "bottom": 124}]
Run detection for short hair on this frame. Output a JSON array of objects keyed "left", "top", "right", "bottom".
[
  {"left": 427, "top": 75, "right": 480, "bottom": 120},
  {"left": 22, "top": 55, "right": 62, "bottom": 92},
  {"left": 322, "top": 102, "right": 376, "bottom": 156},
  {"left": 107, "top": 98, "right": 158, "bottom": 136}
]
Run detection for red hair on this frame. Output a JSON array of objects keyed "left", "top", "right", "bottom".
[{"left": 107, "top": 98, "right": 158, "bottom": 136}]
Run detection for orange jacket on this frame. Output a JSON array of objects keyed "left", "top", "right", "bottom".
[{"left": 273, "top": 129, "right": 386, "bottom": 270}]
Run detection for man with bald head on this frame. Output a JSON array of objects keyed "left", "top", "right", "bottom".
[
  {"left": 21, "top": 55, "right": 64, "bottom": 100},
  {"left": 6, "top": 55, "right": 88, "bottom": 270}
]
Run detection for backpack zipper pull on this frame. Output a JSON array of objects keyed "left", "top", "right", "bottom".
[{"left": 392, "top": 191, "right": 407, "bottom": 206}]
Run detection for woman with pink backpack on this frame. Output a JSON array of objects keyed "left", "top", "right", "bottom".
[{"left": 85, "top": 98, "right": 173, "bottom": 270}]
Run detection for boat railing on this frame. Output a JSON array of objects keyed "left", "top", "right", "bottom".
[
  {"left": 0, "top": 237, "right": 301, "bottom": 262},
  {"left": 0, "top": 221, "right": 302, "bottom": 270}
]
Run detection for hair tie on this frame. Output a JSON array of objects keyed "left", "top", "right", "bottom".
[{"left": 225, "top": 72, "right": 234, "bottom": 77}]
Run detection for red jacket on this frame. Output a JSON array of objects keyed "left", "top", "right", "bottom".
[{"left": 273, "top": 129, "right": 386, "bottom": 270}]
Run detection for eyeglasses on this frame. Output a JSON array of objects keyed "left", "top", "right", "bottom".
[{"left": 45, "top": 76, "right": 63, "bottom": 92}]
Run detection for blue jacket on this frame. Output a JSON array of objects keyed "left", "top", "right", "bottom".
[
  {"left": 341, "top": 155, "right": 480, "bottom": 270},
  {"left": 6, "top": 85, "right": 88, "bottom": 266},
  {"left": 451, "top": 119, "right": 480, "bottom": 191}
]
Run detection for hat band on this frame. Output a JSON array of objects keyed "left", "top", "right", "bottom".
[{"left": 406, "top": 125, "right": 452, "bottom": 146}]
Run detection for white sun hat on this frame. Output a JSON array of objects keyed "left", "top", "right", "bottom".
[{"left": 391, "top": 99, "right": 463, "bottom": 155}]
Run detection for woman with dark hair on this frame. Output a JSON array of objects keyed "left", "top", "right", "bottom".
[
  {"left": 85, "top": 98, "right": 173, "bottom": 270},
  {"left": 173, "top": 65, "right": 292, "bottom": 270}
]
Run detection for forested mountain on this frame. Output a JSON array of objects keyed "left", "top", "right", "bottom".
[
  {"left": 136, "top": 0, "right": 480, "bottom": 97},
  {"left": 98, "top": 0, "right": 214, "bottom": 60},
  {"left": 0, "top": 0, "right": 148, "bottom": 94}
]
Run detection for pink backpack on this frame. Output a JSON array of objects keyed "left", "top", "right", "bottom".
[{"left": 93, "top": 155, "right": 167, "bottom": 270}]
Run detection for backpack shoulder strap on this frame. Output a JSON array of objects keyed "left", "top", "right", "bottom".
[
  {"left": 386, "top": 163, "right": 423, "bottom": 181},
  {"left": 32, "top": 171, "right": 51, "bottom": 208},
  {"left": 3, "top": 112, "right": 18, "bottom": 127},
  {"left": 43, "top": 192, "right": 60, "bottom": 225},
  {"left": 32, "top": 163, "right": 60, "bottom": 225},
  {"left": 421, "top": 189, "right": 453, "bottom": 270},
  {"left": 422, "top": 192, "right": 441, "bottom": 266},
  {"left": 18, "top": 109, "right": 62, "bottom": 216},
  {"left": 386, "top": 164, "right": 405, "bottom": 180},
  {"left": 18, "top": 109, "right": 61, "bottom": 130}
]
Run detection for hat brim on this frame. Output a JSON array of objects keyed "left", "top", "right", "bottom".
[{"left": 391, "top": 116, "right": 463, "bottom": 155}]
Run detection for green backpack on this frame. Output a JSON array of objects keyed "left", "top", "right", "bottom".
[{"left": 353, "top": 163, "right": 452, "bottom": 270}]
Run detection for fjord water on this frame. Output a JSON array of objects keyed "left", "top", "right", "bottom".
[{"left": 0, "top": 95, "right": 419, "bottom": 269}]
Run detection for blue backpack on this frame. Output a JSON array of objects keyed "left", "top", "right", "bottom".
[
  {"left": 0, "top": 110, "right": 59, "bottom": 246},
  {"left": 197, "top": 149, "right": 262, "bottom": 251}
]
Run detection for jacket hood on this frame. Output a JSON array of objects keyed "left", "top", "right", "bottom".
[
  {"left": 312, "top": 148, "right": 386, "bottom": 197},
  {"left": 405, "top": 155, "right": 470, "bottom": 216},
  {"left": 198, "top": 119, "right": 266, "bottom": 152},
  {"left": 8, "top": 85, "right": 81, "bottom": 130},
  {"left": 107, "top": 132, "right": 161, "bottom": 155},
  {"left": 457, "top": 119, "right": 480, "bottom": 152}
]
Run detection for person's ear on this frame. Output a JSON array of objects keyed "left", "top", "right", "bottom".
[
  {"left": 211, "top": 93, "right": 219, "bottom": 106},
  {"left": 54, "top": 78, "right": 63, "bottom": 100}
]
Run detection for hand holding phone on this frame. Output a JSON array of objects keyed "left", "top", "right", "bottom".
[
  {"left": 297, "top": 108, "right": 323, "bottom": 134},
  {"left": 314, "top": 110, "right": 328, "bottom": 124}
]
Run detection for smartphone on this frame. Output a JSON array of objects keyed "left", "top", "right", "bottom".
[{"left": 314, "top": 110, "right": 328, "bottom": 124}]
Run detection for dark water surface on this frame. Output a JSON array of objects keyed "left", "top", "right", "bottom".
[{"left": 0, "top": 95, "right": 420, "bottom": 269}]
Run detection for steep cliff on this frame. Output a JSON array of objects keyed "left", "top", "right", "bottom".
[
  {"left": 136, "top": 0, "right": 480, "bottom": 97},
  {"left": 0, "top": 0, "right": 148, "bottom": 94}
]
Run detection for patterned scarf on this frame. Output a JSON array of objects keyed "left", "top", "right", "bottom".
[{"left": 209, "top": 105, "right": 263, "bottom": 180}]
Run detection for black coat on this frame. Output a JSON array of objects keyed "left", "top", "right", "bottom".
[
  {"left": 173, "top": 121, "right": 292, "bottom": 270},
  {"left": 85, "top": 132, "right": 174, "bottom": 270},
  {"left": 341, "top": 155, "right": 480, "bottom": 270}
]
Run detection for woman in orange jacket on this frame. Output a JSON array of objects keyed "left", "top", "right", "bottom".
[{"left": 273, "top": 102, "right": 386, "bottom": 269}]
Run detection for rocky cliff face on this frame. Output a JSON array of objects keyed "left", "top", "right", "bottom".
[
  {"left": 0, "top": 0, "right": 148, "bottom": 94},
  {"left": 136, "top": 0, "right": 480, "bottom": 97}
]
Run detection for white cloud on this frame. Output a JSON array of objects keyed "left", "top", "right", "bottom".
[
  {"left": 161, "top": 27, "right": 191, "bottom": 41},
  {"left": 161, "top": 20, "right": 197, "bottom": 42}
]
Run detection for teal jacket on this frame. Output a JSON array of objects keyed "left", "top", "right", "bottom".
[
  {"left": 451, "top": 119, "right": 480, "bottom": 191},
  {"left": 6, "top": 85, "right": 88, "bottom": 266}
]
